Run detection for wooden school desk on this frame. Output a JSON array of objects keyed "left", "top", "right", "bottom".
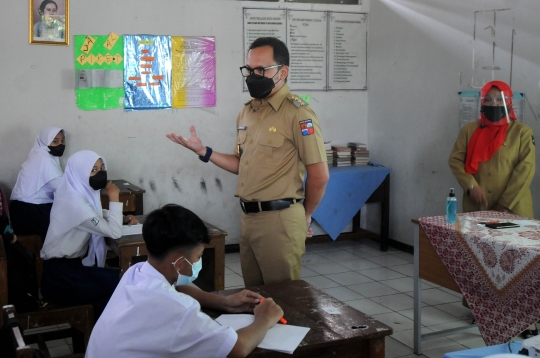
[
  {"left": 100, "top": 179, "right": 145, "bottom": 215},
  {"left": 106, "top": 216, "right": 227, "bottom": 291},
  {"left": 203, "top": 280, "right": 393, "bottom": 357}
]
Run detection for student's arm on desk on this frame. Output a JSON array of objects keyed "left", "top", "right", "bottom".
[
  {"left": 166, "top": 126, "right": 240, "bottom": 174},
  {"left": 304, "top": 162, "right": 329, "bottom": 236},
  {"left": 176, "top": 286, "right": 283, "bottom": 358},
  {"left": 230, "top": 299, "right": 283, "bottom": 358},
  {"left": 78, "top": 202, "right": 123, "bottom": 239}
]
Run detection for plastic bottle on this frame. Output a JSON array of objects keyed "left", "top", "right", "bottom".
[{"left": 446, "top": 188, "right": 457, "bottom": 223}]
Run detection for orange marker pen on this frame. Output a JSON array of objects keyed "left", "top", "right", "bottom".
[{"left": 259, "top": 298, "right": 287, "bottom": 324}]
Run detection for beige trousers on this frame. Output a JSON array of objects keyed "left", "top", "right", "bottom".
[{"left": 239, "top": 202, "right": 307, "bottom": 286}]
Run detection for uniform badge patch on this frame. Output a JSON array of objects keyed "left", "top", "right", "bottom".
[
  {"left": 299, "top": 119, "right": 315, "bottom": 136},
  {"left": 91, "top": 217, "right": 99, "bottom": 226}
]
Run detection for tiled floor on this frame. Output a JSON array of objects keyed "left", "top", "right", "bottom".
[
  {"left": 32, "top": 238, "right": 524, "bottom": 357},
  {"left": 225, "top": 239, "right": 525, "bottom": 358}
]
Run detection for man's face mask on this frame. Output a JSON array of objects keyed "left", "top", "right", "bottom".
[
  {"left": 89, "top": 170, "right": 107, "bottom": 190},
  {"left": 245, "top": 70, "right": 281, "bottom": 99},
  {"left": 48, "top": 144, "right": 65, "bottom": 157},
  {"left": 480, "top": 106, "right": 507, "bottom": 123},
  {"left": 173, "top": 256, "right": 203, "bottom": 286}
]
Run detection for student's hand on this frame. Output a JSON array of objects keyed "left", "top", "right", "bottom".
[
  {"left": 224, "top": 290, "right": 263, "bottom": 313},
  {"left": 253, "top": 297, "right": 283, "bottom": 328},
  {"left": 106, "top": 181, "right": 120, "bottom": 202},
  {"left": 166, "top": 125, "right": 207, "bottom": 156},
  {"left": 469, "top": 185, "right": 488, "bottom": 208},
  {"left": 123, "top": 215, "right": 139, "bottom": 225}
]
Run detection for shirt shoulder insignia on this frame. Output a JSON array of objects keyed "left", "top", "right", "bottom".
[
  {"left": 287, "top": 94, "right": 307, "bottom": 109},
  {"left": 91, "top": 217, "right": 100, "bottom": 226},
  {"left": 299, "top": 119, "right": 315, "bottom": 136}
]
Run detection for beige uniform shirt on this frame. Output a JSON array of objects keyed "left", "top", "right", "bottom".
[
  {"left": 448, "top": 120, "right": 535, "bottom": 218},
  {"left": 235, "top": 84, "right": 326, "bottom": 202}
]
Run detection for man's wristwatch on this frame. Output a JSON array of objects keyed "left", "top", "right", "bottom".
[{"left": 199, "top": 146, "right": 213, "bottom": 163}]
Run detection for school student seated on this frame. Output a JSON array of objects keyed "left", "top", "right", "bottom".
[
  {"left": 86, "top": 204, "right": 284, "bottom": 358},
  {"left": 40, "top": 150, "right": 138, "bottom": 318},
  {"left": 10, "top": 126, "right": 65, "bottom": 238}
]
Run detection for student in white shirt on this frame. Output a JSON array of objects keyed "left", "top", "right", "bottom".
[
  {"left": 10, "top": 126, "right": 65, "bottom": 238},
  {"left": 87, "top": 204, "right": 283, "bottom": 358},
  {"left": 40, "top": 150, "right": 138, "bottom": 318}
]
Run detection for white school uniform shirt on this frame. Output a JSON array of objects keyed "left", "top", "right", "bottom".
[
  {"left": 86, "top": 262, "right": 238, "bottom": 358},
  {"left": 11, "top": 126, "right": 64, "bottom": 204},
  {"left": 41, "top": 150, "right": 122, "bottom": 267}
]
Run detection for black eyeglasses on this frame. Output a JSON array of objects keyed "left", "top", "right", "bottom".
[{"left": 239, "top": 65, "right": 283, "bottom": 77}]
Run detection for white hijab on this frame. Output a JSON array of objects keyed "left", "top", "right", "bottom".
[
  {"left": 45, "top": 150, "right": 108, "bottom": 267},
  {"left": 11, "top": 126, "right": 64, "bottom": 201}
]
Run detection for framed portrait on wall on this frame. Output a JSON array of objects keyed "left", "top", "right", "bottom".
[{"left": 29, "top": 0, "right": 69, "bottom": 45}]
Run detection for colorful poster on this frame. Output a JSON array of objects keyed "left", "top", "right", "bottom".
[
  {"left": 172, "top": 36, "right": 216, "bottom": 108},
  {"left": 124, "top": 35, "right": 172, "bottom": 110},
  {"left": 74, "top": 33, "right": 124, "bottom": 110}
]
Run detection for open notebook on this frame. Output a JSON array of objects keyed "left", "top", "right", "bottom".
[
  {"left": 216, "top": 314, "right": 309, "bottom": 354},
  {"left": 121, "top": 223, "right": 142, "bottom": 236}
]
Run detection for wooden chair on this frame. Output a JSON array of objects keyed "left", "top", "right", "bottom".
[
  {"left": 2, "top": 305, "right": 34, "bottom": 358},
  {"left": 0, "top": 235, "right": 94, "bottom": 354}
]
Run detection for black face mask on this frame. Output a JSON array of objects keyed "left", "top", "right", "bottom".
[
  {"left": 480, "top": 106, "right": 507, "bottom": 122},
  {"left": 245, "top": 74, "right": 279, "bottom": 99},
  {"left": 48, "top": 144, "right": 65, "bottom": 157},
  {"left": 89, "top": 171, "right": 107, "bottom": 190}
]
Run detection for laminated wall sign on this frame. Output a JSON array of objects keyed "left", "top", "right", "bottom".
[
  {"left": 74, "top": 33, "right": 124, "bottom": 110},
  {"left": 124, "top": 35, "right": 172, "bottom": 110},
  {"left": 172, "top": 36, "right": 216, "bottom": 108}
]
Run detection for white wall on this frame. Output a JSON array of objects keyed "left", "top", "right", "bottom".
[
  {"left": 367, "top": 0, "right": 540, "bottom": 245},
  {"left": 0, "top": 0, "right": 369, "bottom": 244}
]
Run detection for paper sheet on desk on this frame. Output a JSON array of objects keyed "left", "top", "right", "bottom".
[
  {"left": 122, "top": 224, "right": 142, "bottom": 236},
  {"left": 216, "top": 314, "right": 309, "bottom": 354}
]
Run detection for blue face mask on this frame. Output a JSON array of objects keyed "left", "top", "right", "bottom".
[{"left": 173, "top": 257, "right": 202, "bottom": 286}]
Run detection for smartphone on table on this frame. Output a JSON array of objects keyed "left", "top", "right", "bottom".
[{"left": 485, "top": 222, "right": 520, "bottom": 229}]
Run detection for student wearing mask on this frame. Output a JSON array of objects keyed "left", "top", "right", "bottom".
[
  {"left": 10, "top": 126, "right": 66, "bottom": 238},
  {"left": 40, "top": 150, "right": 138, "bottom": 318},
  {"left": 449, "top": 80, "right": 535, "bottom": 217},
  {"left": 87, "top": 204, "right": 283, "bottom": 358}
]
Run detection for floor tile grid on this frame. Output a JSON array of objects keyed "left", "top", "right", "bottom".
[{"left": 224, "top": 239, "right": 526, "bottom": 358}]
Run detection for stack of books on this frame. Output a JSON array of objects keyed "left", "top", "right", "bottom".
[
  {"left": 331, "top": 145, "right": 353, "bottom": 167},
  {"left": 324, "top": 141, "right": 333, "bottom": 166},
  {"left": 348, "top": 142, "right": 370, "bottom": 166}
]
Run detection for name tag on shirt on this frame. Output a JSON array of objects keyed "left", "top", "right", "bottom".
[{"left": 238, "top": 126, "right": 247, "bottom": 130}]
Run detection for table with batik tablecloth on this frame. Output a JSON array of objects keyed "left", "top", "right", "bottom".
[{"left": 412, "top": 211, "right": 540, "bottom": 354}]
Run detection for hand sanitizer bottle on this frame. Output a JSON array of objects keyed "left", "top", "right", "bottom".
[{"left": 446, "top": 188, "right": 457, "bottom": 223}]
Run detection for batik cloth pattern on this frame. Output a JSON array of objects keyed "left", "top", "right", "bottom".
[{"left": 419, "top": 211, "right": 540, "bottom": 345}]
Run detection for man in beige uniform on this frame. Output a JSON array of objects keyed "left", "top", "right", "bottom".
[{"left": 167, "top": 37, "right": 329, "bottom": 286}]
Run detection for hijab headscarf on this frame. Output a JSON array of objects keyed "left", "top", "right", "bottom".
[
  {"left": 11, "top": 126, "right": 64, "bottom": 201},
  {"left": 45, "top": 150, "right": 108, "bottom": 267},
  {"left": 464, "top": 80, "right": 517, "bottom": 174}
]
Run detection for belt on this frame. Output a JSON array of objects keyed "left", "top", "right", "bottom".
[{"left": 240, "top": 198, "right": 298, "bottom": 214}]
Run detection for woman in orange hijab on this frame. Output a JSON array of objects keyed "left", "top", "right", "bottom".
[{"left": 449, "top": 80, "right": 535, "bottom": 218}]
